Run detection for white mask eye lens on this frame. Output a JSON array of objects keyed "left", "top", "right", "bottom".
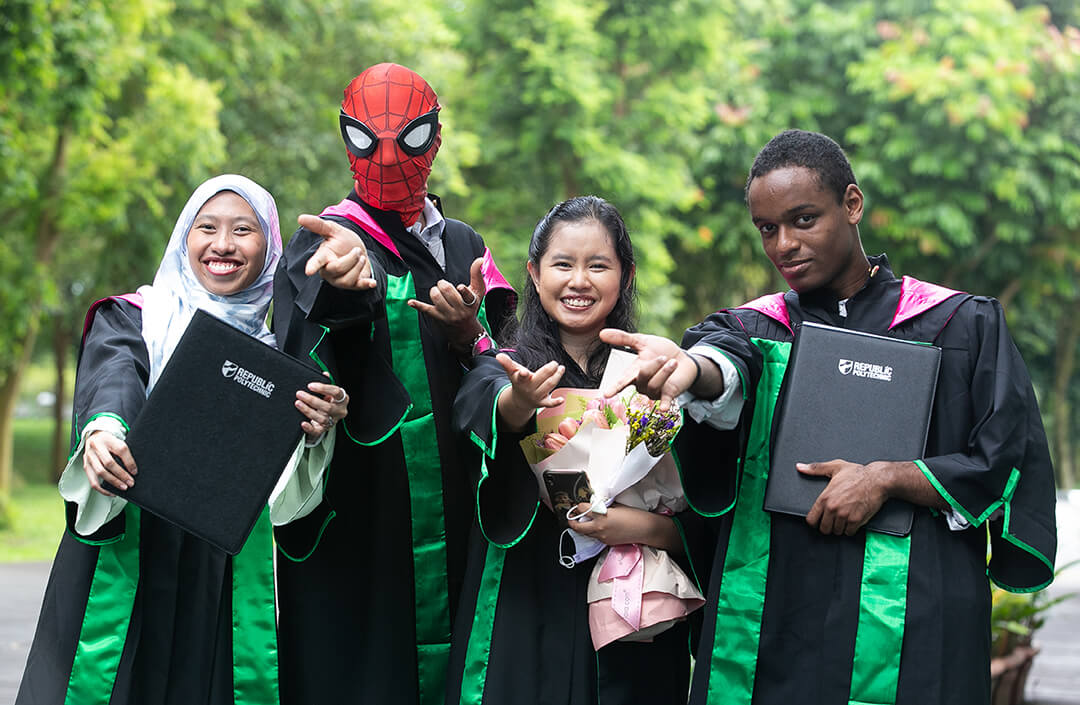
[
  {"left": 396, "top": 110, "right": 439, "bottom": 156},
  {"left": 346, "top": 125, "right": 373, "bottom": 151},
  {"left": 401, "top": 123, "right": 431, "bottom": 149}
]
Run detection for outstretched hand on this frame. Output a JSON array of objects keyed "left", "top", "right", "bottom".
[
  {"left": 495, "top": 353, "right": 565, "bottom": 431},
  {"left": 598, "top": 328, "right": 697, "bottom": 410},
  {"left": 299, "top": 214, "right": 377, "bottom": 290},
  {"left": 408, "top": 257, "right": 486, "bottom": 351}
]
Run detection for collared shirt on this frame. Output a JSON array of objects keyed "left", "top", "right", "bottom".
[{"left": 406, "top": 197, "right": 447, "bottom": 270}]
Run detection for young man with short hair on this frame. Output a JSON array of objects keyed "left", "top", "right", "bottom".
[{"left": 602, "top": 129, "right": 1057, "bottom": 705}]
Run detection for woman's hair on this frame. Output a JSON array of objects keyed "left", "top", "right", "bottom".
[{"left": 512, "top": 195, "right": 637, "bottom": 384}]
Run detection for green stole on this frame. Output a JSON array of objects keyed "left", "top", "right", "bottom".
[
  {"left": 65, "top": 506, "right": 279, "bottom": 705},
  {"left": 356, "top": 269, "right": 501, "bottom": 705},
  {"left": 705, "top": 338, "right": 911, "bottom": 705},
  {"left": 385, "top": 271, "right": 454, "bottom": 705},
  {"left": 458, "top": 537, "right": 507, "bottom": 705}
]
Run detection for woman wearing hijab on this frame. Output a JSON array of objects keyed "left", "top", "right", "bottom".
[{"left": 16, "top": 174, "right": 347, "bottom": 705}]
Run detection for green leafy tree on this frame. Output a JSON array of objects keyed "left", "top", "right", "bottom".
[
  {"left": 448, "top": 0, "right": 748, "bottom": 332},
  {"left": 0, "top": 0, "right": 225, "bottom": 524},
  {"left": 681, "top": 0, "right": 1080, "bottom": 486}
]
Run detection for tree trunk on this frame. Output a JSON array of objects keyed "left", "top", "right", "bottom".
[
  {"left": 34, "top": 129, "right": 70, "bottom": 263},
  {"left": 998, "top": 278, "right": 1023, "bottom": 312},
  {"left": 0, "top": 320, "right": 40, "bottom": 528},
  {"left": 560, "top": 152, "right": 582, "bottom": 198},
  {"left": 51, "top": 314, "right": 71, "bottom": 481},
  {"left": 1052, "top": 306, "right": 1079, "bottom": 490},
  {"left": 0, "top": 127, "right": 69, "bottom": 524}
]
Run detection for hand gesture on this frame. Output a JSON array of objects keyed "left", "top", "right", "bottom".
[
  {"left": 83, "top": 431, "right": 137, "bottom": 497},
  {"left": 296, "top": 379, "right": 350, "bottom": 441},
  {"left": 799, "top": 460, "right": 889, "bottom": 536},
  {"left": 408, "top": 257, "right": 486, "bottom": 350},
  {"left": 495, "top": 353, "right": 565, "bottom": 431},
  {"left": 598, "top": 329, "right": 697, "bottom": 411},
  {"left": 299, "top": 214, "right": 377, "bottom": 290}
]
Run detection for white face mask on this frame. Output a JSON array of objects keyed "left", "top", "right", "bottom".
[{"left": 557, "top": 498, "right": 610, "bottom": 568}]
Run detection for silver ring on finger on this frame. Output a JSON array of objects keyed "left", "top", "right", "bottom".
[
  {"left": 460, "top": 288, "right": 477, "bottom": 307},
  {"left": 331, "top": 389, "right": 347, "bottom": 404}
]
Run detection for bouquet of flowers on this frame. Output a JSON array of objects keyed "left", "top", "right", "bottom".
[{"left": 517, "top": 349, "right": 705, "bottom": 650}]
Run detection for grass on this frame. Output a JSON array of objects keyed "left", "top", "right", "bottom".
[
  {"left": 0, "top": 483, "right": 64, "bottom": 562},
  {"left": 0, "top": 416, "right": 69, "bottom": 562},
  {"left": 14, "top": 416, "right": 68, "bottom": 485},
  {"left": 0, "top": 354, "right": 72, "bottom": 561}
]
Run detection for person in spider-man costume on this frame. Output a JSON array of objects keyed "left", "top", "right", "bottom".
[
  {"left": 338, "top": 63, "right": 443, "bottom": 227},
  {"left": 271, "top": 63, "right": 515, "bottom": 705}
]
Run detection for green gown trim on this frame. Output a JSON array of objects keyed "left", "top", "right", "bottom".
[
  {"left": 231, "top": 507, "right": 280, "bottom": 705},
  {"left": 63, "top": 503, "right": 282, "bottom": 705},
  {"left": 705, "top": 337, "right": 913, "bottom": 705},
  {"left": 385, "top": 271, "right": 453, "bottom": 705},
  {"left": 458, "top": 541, "right": 507, "bottom": 705},
  {"left": 65, "top": 506, "right": 142, "bottom": 705},
  {"left": 848, "top": 532, "right": 911, "bottom": 705},
  {"left": 704, "top": 339, "right": 787, "bottom": 705}
]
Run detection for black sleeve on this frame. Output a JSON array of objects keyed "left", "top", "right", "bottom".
[
  {"left": 473, "top": 229, "right": 517, "bottom": 346},
  {"left": 277, "top": 223, "right": 388, "bottom": 333},
  {"left": 681, "top": 310, "right": 763, "bottom": 397},
  {"left": 273, "top": 223, "right": 410, "bottom": 446},
  {"left": 918, "top": 298, "right": 1057, "bottom": 591},
  {"left": 71, "top": 301, "right": 149, "bottom": 443},
  {"left": 452, "top": 353, "right": 539, "bottom": 547},
  {"left": 674, "top": 311, "right": 763, "bottom": 516},
  {"left": 65, "top": 300, "right": 150, "bottom": 541}
]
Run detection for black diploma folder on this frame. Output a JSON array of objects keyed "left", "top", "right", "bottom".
[
  {"left": 111, "top": 309, "right": 324, "bottom": 554},
  {"left": 764, "top": 322, "right": 941, "bottom": 536}
]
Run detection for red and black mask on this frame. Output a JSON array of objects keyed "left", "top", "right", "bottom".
[{"left": 339, "top": 63, "right": 442, "bottom": 227}]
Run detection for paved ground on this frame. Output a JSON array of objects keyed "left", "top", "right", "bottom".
[
  {"left": 1, "top": 561, "right": 51, "bottom": 705},
  {"left": 2, "top": 495, "right": 1078, "bottom": 705},
  {"left": 1026, "top": 491, "right": 1080, "bottom": 705}
]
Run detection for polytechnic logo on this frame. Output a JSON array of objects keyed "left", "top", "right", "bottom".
[
  {"left": 220, "top": 358, "right": 275, "bottom": 398},
  {"left": 836, "top": 358, "right": 893, "bottom": 382}
]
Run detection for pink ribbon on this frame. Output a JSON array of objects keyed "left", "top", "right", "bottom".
[{"left": 597, "top": 544, "right": 644, "bottom": 630}]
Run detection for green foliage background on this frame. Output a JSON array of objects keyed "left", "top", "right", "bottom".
[{"left": 2, "top": 0, "right": 1078, "bottom": 524}]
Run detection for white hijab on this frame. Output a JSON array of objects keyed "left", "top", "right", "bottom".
[{"left": 137, "top": 174, "right": 283, "bottom": 392}]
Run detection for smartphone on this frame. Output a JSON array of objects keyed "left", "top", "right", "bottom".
[{"left": 542, "top": 469, "right": 593, "bottom": 528}]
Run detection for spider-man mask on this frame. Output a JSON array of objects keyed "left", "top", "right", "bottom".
[{"left": 339, "top": 63, "right": 442, "bottom": 227}]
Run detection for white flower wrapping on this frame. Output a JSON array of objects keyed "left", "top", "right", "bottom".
[{"left": 516, "top": 349, "right": 705, "bottom": 649}]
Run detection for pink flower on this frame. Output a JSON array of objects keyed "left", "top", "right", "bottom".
[
  {"left": 585, "top": 398, "right": 604, "bottom": 412},
  {"left": 580, "top": 409, "right": 610, "bottom": 430},
  {"left": 558, "top": 418, "right": 580, "bottom": 439},
  {"left": 608, "top": 399, "right": 628, "bottom": 423},
  {"left": 543, "top": 433, "right": 569, "bottom": 451}
]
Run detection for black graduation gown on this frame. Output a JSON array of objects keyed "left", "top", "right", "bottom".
[
  {"left": 16, "top": 299, "right": 279, "bottom": 705},
  {"left": 446, "top": 352, "right": 700, "bottom": 705},
  {"left": 679, "top": 256, "right": 1057, "bottom": 705},
  {"left": 271, "top": 192, "right": 514, "bottom": 705}
]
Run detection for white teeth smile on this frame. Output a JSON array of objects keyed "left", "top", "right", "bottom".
[
  {"left": 562, "top": 297, "right": 594, "bottom": 308},
  {"left": 207, "top": 260, "right": 240, "bottom": 275}
]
